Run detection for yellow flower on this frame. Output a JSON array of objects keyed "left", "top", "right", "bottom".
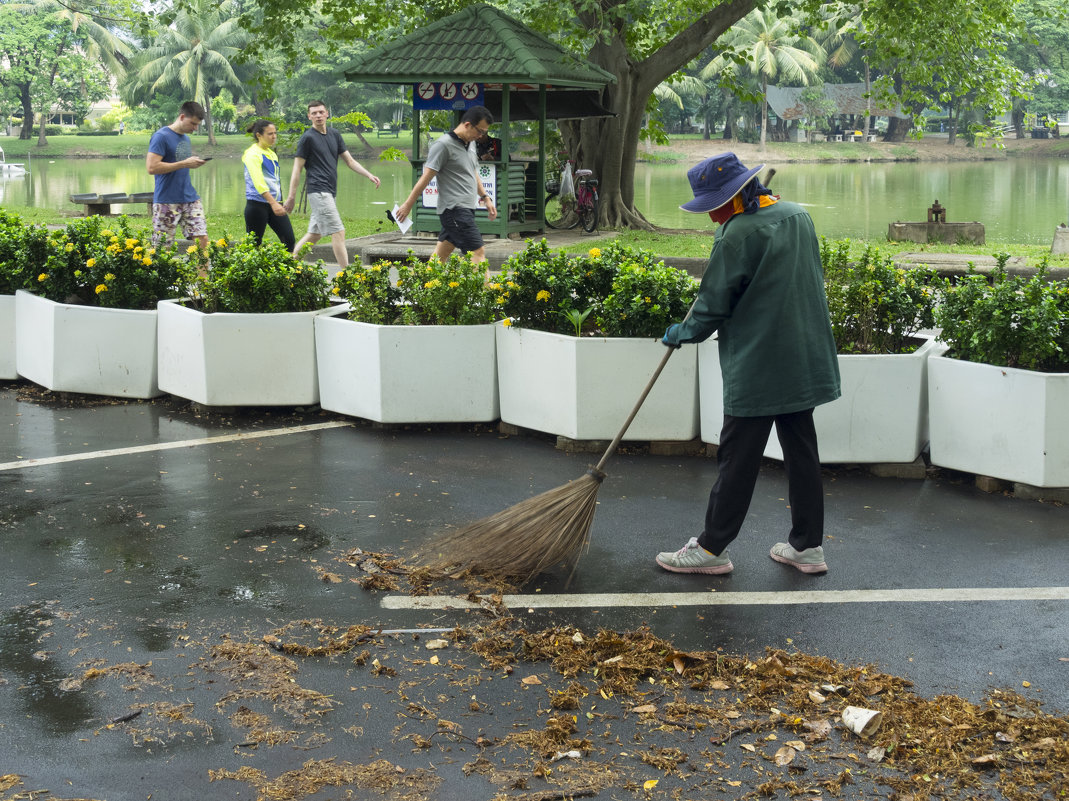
[
  {"left": 125, "top": 238, "right": 138, "bottom": 249},
  {"left": 496, "top": 295, "right": 506, "bottom": 305},
  {"left": 424, "top": 279, "right": 441, "bottom": 289},
  {"left": 142, "top": 257, "right": 152, "bottom": 266},
  {"left": 216, "top": 238, "right": 227, "bottom": 248},
  {"left": 332, "top": 286, "right": 340, "bottom": 295},
  {"left": 506, "top": 281, "right": 518, "bottom": 289},
  {"left": 489, "top": 282, "right": 502, "bottom": 291},
  {"left": 335, "top": 270, "right": 344, "bottom": 278},
  {"left": 536, "top": 290, "right": 551, "bottom": 302},
  {"left": 502, "top": 318, "right": 513, "bottom": 327},
  {"left": 37, "top": 273, "right": 47, "bottom": 282},
  {"left": 74, "top": 270, "right": 82, "bottom": 278},
  {"left": 110, "top": 236, "right": 119, "bottom": 244},
  {"left": 64, "top": 242, "right": 74, "bottom": 252},
  {"left": 588, "top": 247, "right": 601, "bottom": 258},
  {"left": 95, "top": 284, "right": 108, "bottom": 294},
  {"left": 644, "top": 296, "right": 652, "bottom": 303},
  {"left": 104, "top": 273, "right": 116, "bottom": 281},
  {"left": 448, "top": 281, "right": 460, "bottom": 288},
  {"left": 133, "top": 247, "right": 143, "bottom": 255},
  {"left": 186, "top": 245, "right": 198, "bottom": 254},
  {"left": 147, "top": 248, "right": 156, "bottom": 256},
  {"left": 100, "top": 229, "right": 113, "bottom": 237}
]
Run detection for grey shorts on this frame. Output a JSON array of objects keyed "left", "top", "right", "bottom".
[{"left": 307, "top": 192, "right": 344, "bottom": 236}]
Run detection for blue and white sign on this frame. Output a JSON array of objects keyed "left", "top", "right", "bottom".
[{"left": 413, "top": 82, "right": 485, "bottom": 111}]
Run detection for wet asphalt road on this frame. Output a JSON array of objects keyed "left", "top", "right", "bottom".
[{"left": 1, "top": 385, "right": 1066, "bottom": 799}]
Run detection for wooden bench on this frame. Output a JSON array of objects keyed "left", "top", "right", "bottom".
[{"left": 70, "top": 192, "right": 155, "bottom": 216}]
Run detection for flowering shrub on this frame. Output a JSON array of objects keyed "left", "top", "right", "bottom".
[
  {"left": 935, "top": 255, "right": 1069, "bottom": 372},
  {"left": 0, "top": 211, "right": 48, "bottom": 295},
  {"left": 33, "top": 216, "right": 194, "bottom": 310},
  {"left": 332, "top": 260, "right": 400, "bottom": 324},
  {"left": 500, "top": 239, "right": 696, "bottom": 338},
  {"left": 499, "top": 239, "right": 583, "bottom": 334},
  {"left": 196, "top": 237, "right": 331, "bottom": 314},
  {"left": 597, "top": 260, "right": 698, "bottom": 338},
  {"left": 396, "top": 255, "right": 499, "bottom": 325},
  {"left": 821, "top": 238, "right": 944, "bottom": 354}
]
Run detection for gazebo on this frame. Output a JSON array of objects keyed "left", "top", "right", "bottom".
[{"left": 343, "top": 4, "right": 615, "bottom": 238}]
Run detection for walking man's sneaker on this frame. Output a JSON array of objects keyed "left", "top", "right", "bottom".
[
  {"left": 656, "top": 537, "right": 733, "bottom": 574},
  {"left": 770, "top": 542, "right": 828, "bottom": 574}
]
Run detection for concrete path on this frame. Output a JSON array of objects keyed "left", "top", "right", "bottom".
[{"left": 1, "top": 387, "right": 1066, "bottom": 799}]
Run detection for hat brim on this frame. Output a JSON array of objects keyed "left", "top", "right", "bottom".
[{"left": 679, "top": 164, "right": 764, "bottom": 213}]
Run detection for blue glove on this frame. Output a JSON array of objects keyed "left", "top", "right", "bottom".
[{"left": 662, "top": 323, "right": 682, "bottom": 349}]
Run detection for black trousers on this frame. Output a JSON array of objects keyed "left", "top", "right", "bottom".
[
  {"left": 244, "top": 200, "right": 296, "bottom": 251},
  {"left": 697, "top": 408, "right": 824, "bottom": 556}
]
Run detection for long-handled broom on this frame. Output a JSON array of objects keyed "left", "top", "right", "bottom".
[
  {"left": 418, "top": 346, "right": 677, "bottom": 583},
  {"left": 421, "top": 169, "right": 776, "bottom": 584}
]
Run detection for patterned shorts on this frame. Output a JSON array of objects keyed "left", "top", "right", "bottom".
[{"left": 152, "top": 200, "right": 208, "bottom": 246}]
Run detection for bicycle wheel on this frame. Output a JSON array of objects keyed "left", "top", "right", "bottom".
[
  {"left": 580, "top": 189, "right": 600, "bottom": 233},
  {"left": 545, "top": 192, "right": 578, "bottom": 230}
]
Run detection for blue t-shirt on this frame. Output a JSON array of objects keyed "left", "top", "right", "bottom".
[{"left": 149, "top": 126, "right": 199, "bottom": 204}]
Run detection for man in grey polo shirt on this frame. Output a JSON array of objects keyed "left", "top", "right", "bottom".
[
  {"left": 283, "top": 100, "right": 380, "bottom": 268},
  {"left": 395, "top": 106, "right": 497, "bottom": 274}
]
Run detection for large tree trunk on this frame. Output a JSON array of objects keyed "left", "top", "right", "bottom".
[
  {"left": 18, "top": 85, "right": 33, "bottom": 140},
  {"left": 37, "top": 110, "right": 48, "bottom": 146},
  {"left": 885, "top": 116, "right": 912, "bottom": 141},
  {"left": 571, "top": 0, "right": 756, "bottom": 229}
]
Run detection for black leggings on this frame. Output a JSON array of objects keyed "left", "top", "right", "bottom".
[{"left": 244, "top": 200, "right": 296, "bottom": 251}]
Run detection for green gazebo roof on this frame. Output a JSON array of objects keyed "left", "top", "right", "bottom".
[{"left": 342, "top": 4, "right": 616, "bottom": 89}]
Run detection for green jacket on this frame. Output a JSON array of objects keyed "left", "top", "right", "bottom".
[{"left": 668, "top": 200, "right": 841, "bottom": 417}]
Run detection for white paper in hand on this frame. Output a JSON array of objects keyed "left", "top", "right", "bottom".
[{"left": 392, "top": 204, "right": 413, "bottom": 234}]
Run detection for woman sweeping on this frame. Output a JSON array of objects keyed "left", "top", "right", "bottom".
[{"left": 242, "top": 119, "right": 295, "bottom": 250}]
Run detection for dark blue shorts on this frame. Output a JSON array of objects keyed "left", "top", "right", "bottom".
[{"left": 438, "top": 207, "right": 484, "bottom": 252}]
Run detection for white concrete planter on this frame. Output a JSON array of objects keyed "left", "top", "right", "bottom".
[
  {"left": 928, "top": 354, "right": 1069, "bottom": 487},
  {"left": 1, "top": 294, "right": 15, "bottom": 380},
  {"left": 698, "top": 336, "right": 944, "bottom": 463},
  {"left": 496, "top": 325, "right": 699, "bottom": 441},
  {"left": 15, "top": 290, "right": 162, "bottom": 398},
  {"left": 316, "top": 316, "right": 499, "bottom": 423},
  {"left": 158, "top": 299, "right": 344, "bottom": 406}
]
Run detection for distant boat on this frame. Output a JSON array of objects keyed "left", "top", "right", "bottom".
[{"left": 0, "top": 145, "right": 27, "bottom": 176}]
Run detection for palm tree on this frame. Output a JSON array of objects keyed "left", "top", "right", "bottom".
[
  {"left": 701, "top": 8, "right": 826, "bottom": 148},
  {"left": 125, "top": 0, "right": 249, "bottom": 144},
  {"left": 11, "top": 0, "right": 132, "bottom": 76}
]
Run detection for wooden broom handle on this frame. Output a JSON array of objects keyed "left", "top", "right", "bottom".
[{"left": 591, "top": 167, "right": 776, "bottom": 476}]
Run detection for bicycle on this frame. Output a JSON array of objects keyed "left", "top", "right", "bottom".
[{"left": 544, "top": 164, "right": 599, "bottom": 233}]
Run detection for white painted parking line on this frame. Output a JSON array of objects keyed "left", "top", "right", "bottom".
[
  {"left": 0, "top": 421, "right": 352, "bottom": 471},
  {"left": 382, "top": 586, "right": 1069, "bottom": 611}
]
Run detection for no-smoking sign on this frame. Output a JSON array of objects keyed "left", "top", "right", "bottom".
[{"left": 417, "top": 82, "right": 436, "bottom": 100}]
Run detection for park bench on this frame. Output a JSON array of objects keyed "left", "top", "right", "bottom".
[{"left": 70, "top": 192, "right": 155, "bottom": 216}]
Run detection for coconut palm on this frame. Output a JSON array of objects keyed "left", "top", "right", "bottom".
[
  {"left": 10, "top": 0, "right": 132, "bottom": 76},
  {"left": 125, "top": 0, "right": 249, "bottom": 144},
  {"left": 701, "top": 8, "right": 826, "bottom": 148}
]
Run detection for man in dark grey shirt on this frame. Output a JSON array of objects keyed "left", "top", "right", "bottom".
[
  {"left": 396, "top": 106, "right": 497, "bottom": 275},
  {"left": 284, "top": 100, "right": 379, "bottom": 268}
]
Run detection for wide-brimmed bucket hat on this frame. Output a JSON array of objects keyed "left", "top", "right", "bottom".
[{"left": 680, "top": 153, "right": 764, "bottom": 213}]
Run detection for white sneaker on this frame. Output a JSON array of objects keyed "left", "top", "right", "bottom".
[
  {"left": 655, "top": 537, "right": 733, "bottom": 574},
  {"left": 770, "top": 542, "right": 827, "bottom": 574}
]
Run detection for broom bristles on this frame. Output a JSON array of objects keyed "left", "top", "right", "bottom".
[{"left": 419, "top": 468, "right": 606, "bottom": 582}]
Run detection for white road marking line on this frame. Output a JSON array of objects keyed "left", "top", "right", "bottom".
[
  {"left": 382, "top": 586, "right": 1069, "bottom": 611},
  {"left": 0, "top": 421, "right": 352, "bottom": 471}
]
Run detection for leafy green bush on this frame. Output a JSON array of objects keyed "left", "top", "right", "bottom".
[
  {"left": 395, "top": 255, "right": 499, "bottom": 325},
  {"left": 597, "top": 260, "right": 697, "bottom": 338},
  {"left": 30, "top": 216, "right": 194, "bottom": 309},
  {"left": 197, "top": 236, "right": 331, "bottom": 314},
  {"left": 935, "top": 255, "right": 1069, "bottom": 372},
  {"left": 499, "top": 239, "right": 694, "bottom": 337},
  {"left": 331, "top": 261, "right": 400, "bottom": 324},
  {"left": 0, "top": 210, "right": 48, "bottom": 295},
  {"left": 822, "top": 238, "right": 944, "bottom": 354}
]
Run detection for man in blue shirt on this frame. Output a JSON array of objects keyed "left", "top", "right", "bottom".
[{"left": 146, "top": 101, "right": 209, "bottom": 252}]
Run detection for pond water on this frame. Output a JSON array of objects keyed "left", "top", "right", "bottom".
[{"left": 2, "top": 155, "right": 1067, "bottom": 244}]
